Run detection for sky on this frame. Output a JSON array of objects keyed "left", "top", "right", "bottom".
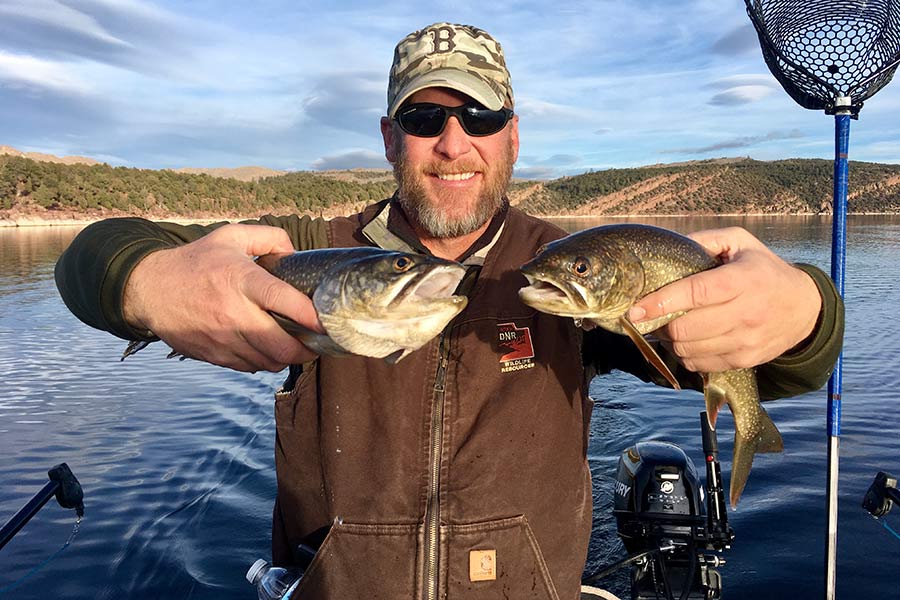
[{"left": 1, "top": 0, "right": 899, "bottom": 179}]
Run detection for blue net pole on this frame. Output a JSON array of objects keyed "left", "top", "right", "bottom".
[
  {"left": 825, "top": 103, "right": 850, "bottom": 600},
  {"left": 828, "top": 111, "right": 849, "bottom": 435}
]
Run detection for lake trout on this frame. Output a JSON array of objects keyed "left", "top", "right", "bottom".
[
  {"left": 123, "top": 247, "right": 468, "bottom": 365},
  {"left": 256, "top": 247, "right": 468, "bottom": 363},
  {"left": 518, "top": 224, "right": 783, "bottom": 507}
]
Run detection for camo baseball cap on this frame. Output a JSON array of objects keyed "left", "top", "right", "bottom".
[{"left": 387, "top": 22, "right": 514, "bottom": 119}]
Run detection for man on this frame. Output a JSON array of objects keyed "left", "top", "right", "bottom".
[{"left": 56, "top": 23, "right": 843, "bottom": 600}]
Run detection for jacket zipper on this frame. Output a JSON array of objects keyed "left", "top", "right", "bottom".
[
  {"left": 424, "top": 332, "right": 451, "bottom": 600},
  {"left": 423, "top": 265, "right": 479, "bottom": 600}
]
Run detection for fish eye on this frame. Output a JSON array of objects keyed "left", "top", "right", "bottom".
[
  {"left": 393, "top": 256, "right": 414, "bottom": 272},
  {"left": 535, "top": 243, "right": 548, "bottom": 257},
  {"left": 571, "top": 257, "right": 590, "bottom": 277}
]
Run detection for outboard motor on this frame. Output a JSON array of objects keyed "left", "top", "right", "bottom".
[
  {"left": 614, "top": 441, "right": 706, "bottom": 552},
  {"left": 585, "top": 413, "right": 734, "bottom": 600}
]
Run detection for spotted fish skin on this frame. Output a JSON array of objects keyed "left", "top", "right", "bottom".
[
  {"left": 257, "top": 247, "right": 468, "bottom": 364},
  {"left": 122, "top": 247, "right": 468, "bottom": 365},
  {"left": 518, "top": 224, "right": 784, "bottom": 507}
]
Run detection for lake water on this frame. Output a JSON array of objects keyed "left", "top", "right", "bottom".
[{"left": 1, "top": 215, "right": 899, "bottom": 599}]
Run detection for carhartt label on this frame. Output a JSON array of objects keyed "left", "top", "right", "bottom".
[
  {"left": 498, "top": 322, "right": 535, "bottom": 373},
  {"left": 469, "top": 549, "right": 496, "bottom": 582}
]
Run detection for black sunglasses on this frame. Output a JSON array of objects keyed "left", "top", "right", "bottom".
[{"left": 394, "top": 102, "right": 514, "bottom": 137}]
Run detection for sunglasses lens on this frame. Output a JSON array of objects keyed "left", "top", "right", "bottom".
[
  {"left": 461, "top": 107, "right": 508, "bottom": 136},
  {"left": 396, "top": 103, "right": 511, "bottom": 137},
  {"left": 397, "top": 105, "right": 446, "bottom": 137}
]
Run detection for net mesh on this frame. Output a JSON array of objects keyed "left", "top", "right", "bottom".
[{"left": 745, "top": 0, "right": 900, "bottom": 113}]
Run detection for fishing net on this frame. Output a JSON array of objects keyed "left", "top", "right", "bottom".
[{"left": 745, "top": 0, "right": 900, "bottom": 114}]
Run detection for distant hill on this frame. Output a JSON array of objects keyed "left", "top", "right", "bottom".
[
  {"left": 0, "top": 154, "right": 397, "bottom": 224},
  {"left": 1, "top": 151, "right": 899, "bottom": 226},
  {"left": 510, "top": 158, "right": 900, "bottom": 215},
  {"left": 171, "top": 166, "right": 287, "bottom": 181},
  {"left": 0, "top": 145, "right": 100, "bottom": 166},
  {"left": 1, "top": 145, "right": 394, "bottom": 184}
]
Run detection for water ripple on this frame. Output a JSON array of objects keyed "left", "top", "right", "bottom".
[{"left": 3, "top": 220, "right": 900, "bottom": 598}]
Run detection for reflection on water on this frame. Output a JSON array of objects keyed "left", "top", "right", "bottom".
[
  {"left": 1, "top": 216, "right": 899, "bottom": 599},
  {"left": 0, "top": 227, "right": 83, "bottom": 299},
  {"left": 0, "top": 226, "right": 83, "bottom": 275}
]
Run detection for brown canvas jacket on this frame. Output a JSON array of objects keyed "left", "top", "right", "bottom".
[{"left": 272, "top": 201, "right": 592, "bottom": 600}]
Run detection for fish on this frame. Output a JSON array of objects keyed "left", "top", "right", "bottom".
[
  {"left": 122, "top": 247, "right": 468, "bottom": 365},
  {"left": 256, "top": 247, "right": 468, "bottom": 363},
  {"left": 517, "top": 223, "right": 783, "bottom": 507}
]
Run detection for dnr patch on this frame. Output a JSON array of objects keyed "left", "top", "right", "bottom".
[{"left": 498, "top": 322, "right": 535, "bottom": 373}]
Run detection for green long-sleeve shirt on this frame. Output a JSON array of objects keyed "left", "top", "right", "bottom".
[{"left": 54, "top": 212, "right": 844, "bottom": 400}]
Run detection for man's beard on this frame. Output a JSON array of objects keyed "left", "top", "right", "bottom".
[{"left": 392, "top": 136, "right": 514, "bottom": 239}]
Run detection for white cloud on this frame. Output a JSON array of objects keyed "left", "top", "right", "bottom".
[
  {"left": 311, "top": 150, "right": 389, "bottom": 170},
  {"left": 2, "top": 0, "right": 899, "bottom": 171},
  {"left": 0, "top": 0, "right": 132, "bottom": 48},
  {"left": 709, "top": 85, "right": 775, "bottom": 106},
  {"left": 0, "top": 51, "right": 92, "bottom": 95}
]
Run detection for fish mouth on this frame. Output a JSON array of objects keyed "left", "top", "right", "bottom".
[
  {"left": 324, "top": 263, "right": 468, "bottom": 358},
  {"left": 519, "top": 273, "right": 592, "bottom": 316},
  {"left": 409, "top": 265, "right": 466, "bottom": 299},
  {"left": 387, "top": 264, "right": 468, "bottom": 310}
]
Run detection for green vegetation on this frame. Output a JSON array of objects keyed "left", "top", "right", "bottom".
[
  {"left": 517, "top": 158, "right": 900, "bottom": 215},
  {"left": 0, "top": 156, "right": 395, "bottom": 216},
  {"left": 2, "top": 155, "right": 899, "bottom": 218}
]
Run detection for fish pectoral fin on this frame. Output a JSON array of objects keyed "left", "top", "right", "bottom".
[
  {"left": 384, "top": 348, "right": 411, "bottom": 364},
  {"left": 755, "top": 404, "right": 785, "bottom": 454},
  {"left": 270, "top": 311, "right": 312, "bottom": 337},
  {"left": 122, "top": 340, "right": 151, "bottom": 361},
  {"left": 269, "top": 311, "right": 347, "bottom": 357},
  {"left": 122, "top": 339, "right": 183, "bottom": 361},
  {"left": 702, "top": 375, "right": 728, "bottom": 429},
  {"left": 574, "top": 317, "right": 599, "bottom": 331},
  {"left": 619, "top": 316, "right": 681, "bottom": 390}
]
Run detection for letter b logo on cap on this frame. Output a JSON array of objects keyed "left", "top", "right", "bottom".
[{"left": 430, "top": 25, "right": 456, "bottom": 54}]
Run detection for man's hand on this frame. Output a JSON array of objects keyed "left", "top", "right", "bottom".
[
  {"left": 628, "top": 227, "right": 821, "bottom": 373},
  {"left": 123, "top": 224, "right": 321, "bottom": 372}
]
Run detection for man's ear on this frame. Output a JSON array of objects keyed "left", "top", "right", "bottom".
[
  {"left": 510, "top": 114, "right": 520, "bottom": 164},
  {"left": 381, "top": 117, "right": 397, "bottom": 163}
]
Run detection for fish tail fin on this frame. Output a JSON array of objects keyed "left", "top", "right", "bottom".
[{"left": 729, "top": 403, "right": 784, "bottom": 508}]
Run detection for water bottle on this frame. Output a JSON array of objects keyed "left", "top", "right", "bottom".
[{"left": 246, "top": 559, "right": 303, "bottom": 600}]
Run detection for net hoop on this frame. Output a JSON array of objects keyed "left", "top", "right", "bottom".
[{"left": 745, "top": 0, "right": 900, "bottom": 114}]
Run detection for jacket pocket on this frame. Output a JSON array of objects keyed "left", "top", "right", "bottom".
[
  {"left": 444, "top": 515, "right": 560, "bottom": 600},
  {"left": 292, "top": 520, "right": 420, "bottom": 599}
]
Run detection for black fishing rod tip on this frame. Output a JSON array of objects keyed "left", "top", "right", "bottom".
[
  {"left": 48, "top": 463, "right": 85, "bottom": 517},
  {"left": 863, "top": 472, "right": 898, "bottom": 518}
]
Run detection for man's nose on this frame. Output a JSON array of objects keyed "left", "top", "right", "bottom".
[{"left": 433, "top": 115, "right": 472, "bottom": 159}]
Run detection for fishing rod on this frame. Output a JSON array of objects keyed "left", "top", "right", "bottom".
[
  {"left": 743, "top": 3, "right": 900, "bottom": 598},
  {"left": 862, "top": 471, "right": 900, "bottom": 541},
  {"left": 0, "top": 462, "right": 84, "bottom": 551},
  {"left": 0, "top": 463, "right": 84, "bottom": 595}
]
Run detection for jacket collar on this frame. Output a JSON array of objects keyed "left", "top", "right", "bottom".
[{"left": 361, "top": 194, "right": 507, "bottom": 266}]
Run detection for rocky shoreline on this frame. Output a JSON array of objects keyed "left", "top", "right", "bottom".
[{"left": 2, "top": 208, "right": 896, "bottom": 228}]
